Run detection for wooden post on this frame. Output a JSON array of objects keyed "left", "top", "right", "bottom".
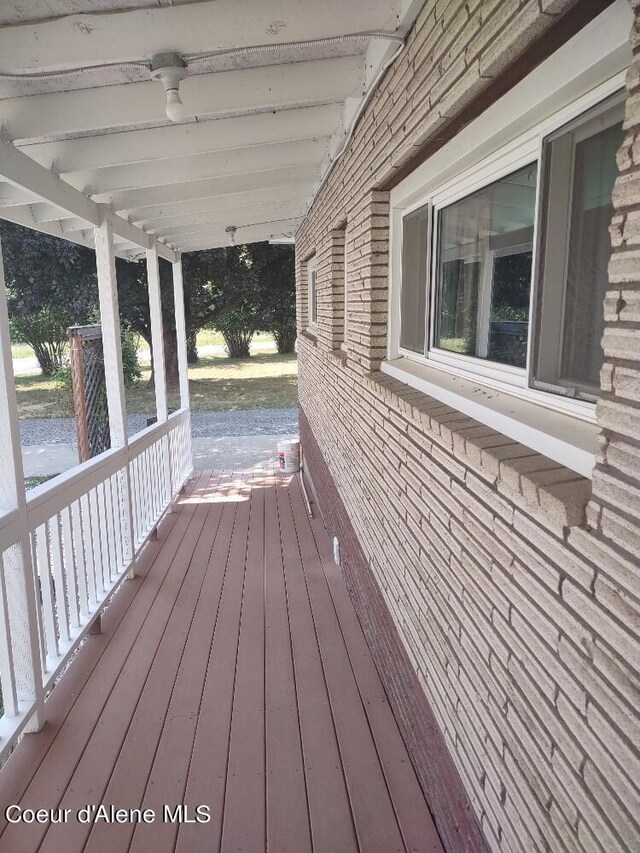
[
  {"left": 0, "top": 238, "right": 45, "bottom": 731},
  {"left": 69, "top": 329, "right": 90, "bottom": 462},
  {"left": 94, "top": 212, "right": 136, "bottom": 576}
]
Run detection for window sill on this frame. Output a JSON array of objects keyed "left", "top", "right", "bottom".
[
  {"left": 381, "top": 357, "right": 598, "bottom": 479},
  {"left": 300, "top": 329, "right": 318, "bottom": 345}
]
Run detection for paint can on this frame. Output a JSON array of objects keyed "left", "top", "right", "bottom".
[{"left": 278, "top": 439, "right": 300, "bottom": 474}]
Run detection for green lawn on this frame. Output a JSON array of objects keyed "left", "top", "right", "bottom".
[
  {"left": 15, "top": 352, "right": 298, "bottom": 419},
  {"left": 12, "top": 329, "right": 275, "bottom": 361}
]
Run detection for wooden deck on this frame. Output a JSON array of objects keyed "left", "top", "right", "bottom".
[{"left": 0, "top": 470, "right": 442, "bottom": 853}]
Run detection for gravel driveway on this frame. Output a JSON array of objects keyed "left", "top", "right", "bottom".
[{"left": 20, "top": 407, "right": 299, "bottom": 446}]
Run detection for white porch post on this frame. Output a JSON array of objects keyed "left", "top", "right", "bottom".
[
  {"left": 94, "top": 213, "right": 136, "bottom": 573},
  {"left": 172, "top": 253, "right": 193, "bottom": 484},
  {"left": 172, "top": 254, "right": 190, "bottom": 410},
  {"left": 146, "top": 245, "right": 168, "bottom": 422},
  {"left": 0, "top": 239, "right": 45, "bottom": 731},
  {"left": 146, "top": 245, "right": 173, "bottom": 500}
]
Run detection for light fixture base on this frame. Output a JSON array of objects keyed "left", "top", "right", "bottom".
[{"left": 150, "top": 52, "right": 187, "bottom": 91}]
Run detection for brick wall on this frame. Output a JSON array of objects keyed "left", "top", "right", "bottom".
[{"left": 295, "top": 1, "right": 640, "bottom": 851}]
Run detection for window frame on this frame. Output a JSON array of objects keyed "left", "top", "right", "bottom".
[
  {"left": 307, "top": 255, "right": 318, "bottom": 332},
  {"left": 390, "top": 70, "right": 628, "bottom": 425},
  {"left": 531, "top": 95, "right": 625, "bottom": 401},
  {"left": 342, "top": 230, "right": 348, "bottom": 350},
  {"left": 425, "top": 156, "right": 540, "bottom": 388}
]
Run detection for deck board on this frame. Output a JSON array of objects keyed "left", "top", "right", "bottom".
[{"left": 0, "top": 470, "right": 443, "bottom": 853}]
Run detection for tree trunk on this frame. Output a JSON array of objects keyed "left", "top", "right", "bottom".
[
  {"left": 33, "top": 343, "right": 56, "bottom": 377},
  {"left": 186, "top": 328, "right": 199, "bottom": 364},
  {"left": 163, "top": 327, "right": 180, "bottom": 387},
  {"left": 273, "top": 325, "right": 297, "bottom": 354}
]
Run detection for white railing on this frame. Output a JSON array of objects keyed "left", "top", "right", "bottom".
[{"left": 0, "top": 407, "right": 192, "bottom": 759}]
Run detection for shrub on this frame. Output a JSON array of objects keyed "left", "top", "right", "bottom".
[{"left": 213, "top": 306, "right": 257, "bottom": 358}]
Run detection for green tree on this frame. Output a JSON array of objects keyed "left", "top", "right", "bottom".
[
  {"left": 116, "top": 246, "right": 252, "bottom": 382},
  {"left": 0, "top": 221, "right": 98, "bottom": 375},
  {"left": 252, "top": 244, "right": 296, "bottom": 354},
  {"left": 215, "top": 304, "right": 257, "bottom": 358}
]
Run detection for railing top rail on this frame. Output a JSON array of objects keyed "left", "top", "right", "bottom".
[
  {"left": 19, "top": 408, "right": 190, "bottom": 533},
  {"left": 127, "top": 406, "right": 188, "bottom": 459},
  {"left": 25, "top": 446, "right": 126, "bottom": 531}
]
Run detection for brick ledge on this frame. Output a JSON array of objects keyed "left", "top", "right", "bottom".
[{"left": 367, "top": 370, "right": 592, "bottom": 532}]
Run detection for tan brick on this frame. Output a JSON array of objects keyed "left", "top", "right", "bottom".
[{"left": 295, "top": 2, "right": 640, "bottom": 850}]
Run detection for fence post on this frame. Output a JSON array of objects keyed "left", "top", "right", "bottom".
[
  {"left": 94, "top": 211, "right": 136, "bottom": 576},
  {"left": 172, "top": 253, "right": 193, "bottom": 483},
  {"left": 0, "top": 238, "right": 45, "bottom": 731},
  {"left": 146, "top": 246, "right": 172, "bottom": 501},
  {"left": 69, "top": 329, "right": 90, "bottom": 462}
]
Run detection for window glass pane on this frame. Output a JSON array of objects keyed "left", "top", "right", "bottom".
[
  {"left": 560, "top": 121, "right": 623, "bottom": 390},
  {"left": 310, "top": 268, "right": 317, "bottom": 324},
  {"left": 400, "top": 206, "right": 429, "bottom": 353},
  {"left": 434, "top": 164, "right": 537, "bottom": 367}
]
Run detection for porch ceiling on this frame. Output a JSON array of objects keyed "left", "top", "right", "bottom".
[{"left": 0, "top": 0, "right": 421, "bottom": 258}]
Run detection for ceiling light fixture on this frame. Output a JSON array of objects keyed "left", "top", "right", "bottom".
[
  {"left": 150, "top": 52, "right": 188, "bottom": 122},
  {"left": 225, "top": 225, "right": 238, "bottom": 246}
]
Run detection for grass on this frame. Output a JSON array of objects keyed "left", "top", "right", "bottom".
[
  {"left": 15, "top": 352, "right": 298, "bottom": 419},
  {"left": 12, "top": 329, "right": 275, "bottom": 361}
]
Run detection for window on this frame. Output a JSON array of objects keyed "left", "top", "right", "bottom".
[
  {"left": 533, "top": 98, "right": 624, "bottom": 400},
  {"left": 395, "top": 91, "right": 623, "bottom": 409},
  {"left": 342, "top": 230, "right": 348, "bottom": 346},
  {"left": 433, "top": 163, "right": 537, "bottom": 369},
  {"left": 307, "top": 255, "right": 317, "bottom": 329}
]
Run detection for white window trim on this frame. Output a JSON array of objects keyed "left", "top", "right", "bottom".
[
  {"left": 386, "top": 0, "right": 632, "bottom": 476},
  {"left": 307, "top": 255, "right": 318, "bottom": 332},
  {"left": 426, "top": 159, "right": 539, "bottom": 388},
  {"left": 341, "top": 231, "right": 348, "bottom": 351}
]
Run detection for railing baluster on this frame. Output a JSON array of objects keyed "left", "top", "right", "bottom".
[
  {"left": 110, "top": 474, "right": 122, "bottom": 572},
  {"left": 30, "top": 533, "right": 47, "bottom": 673},
  {"left": 103, "top": 476, "right": 116, "bottom": 583},
  {"left": 49, "top": 515, "right": 70, "bottom": 645},
  {"left": 143, "top": 448, "right": 152, "bottom": 533},
  {"left": 60, "top": 505, "right": 80, "bottom": 631},
  {"left": 89, "top": 487, "right": 104, "bottom": 597},
  {"left": 35, "top": 524, "right": 58, "bottom": 662},
  {"left": 0, "top": 553, "right": 19, "bottom": 717},
  {"left": 96, "top": 481, "right": 110, "bottom": 591},
  {"left": 80, "top": 492, "right": 98, "bottom": 608},
  {"left": 71, "top": 499, "right": 89, "bottom": 619}
]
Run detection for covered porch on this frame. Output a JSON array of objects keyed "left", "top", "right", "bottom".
[
  {"left": 0, "top": 470, "right": 440, "bottom": 853},
  {"left": 0, "top": 2, "right": 443, "bottom": 850}
]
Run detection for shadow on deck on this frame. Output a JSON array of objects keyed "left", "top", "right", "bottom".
[{"left": 0, "top": 470, "right": 442, "bottom": 853}]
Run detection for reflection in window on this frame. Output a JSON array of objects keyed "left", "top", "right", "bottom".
[
  {"left": 434, "top": 164, "right": 537, "bottom": 368},
  {"left": 562, "top": 121, "right": 622, "bottom": 390},
  {"left": 534, "top": 96, "right": 623, "bottom": 400}
]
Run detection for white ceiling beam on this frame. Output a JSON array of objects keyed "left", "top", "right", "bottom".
[
  {"left": 129, "top": 183, "right": 313, "bottom": 226},
  {"left": 0, "top": 139, "right": 176, "bottom": 261},
  {"left": 0, "top": 203, "right": 149, "bottom": 260},
  {"left": 2, "top": 56, "right": 363, "bottom": 144},
  {"left": 174, "top": 218, "right": 301, "bottom": 251},
  {"left": 149, "top": 202, "right": 307, "bottom": 238},
  {"left": 0, "top": 183, "right": 39, "bottom": 207},
  {"left": 157, "top": 212, "right": 304, "bottom": 243},
  {"left": 72, "top": 137, "right": 330, "bottom": 196},
  {"left": 112, "top": 163, "right": 319, "bottom": 214},
  {"left": 0, "top": 0, "right": 399, "bottom": 72},
  {"left": 19, "top": 104, "right": 343, "bottom": 173},
  {"left": 0, "top": 138, "right": 99, "bottom": 225}
]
